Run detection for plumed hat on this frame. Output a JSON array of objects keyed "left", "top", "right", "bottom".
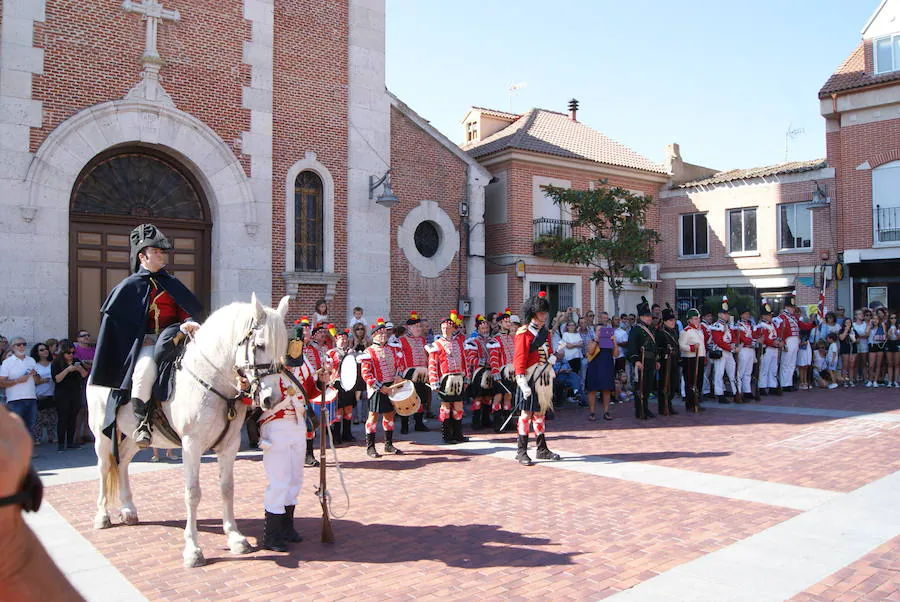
[
  {"left": 661, "top": 302, "right": 676, "bottom": 322},
  {"left": 371, "top": 317, "right": 389, "bottom": 333},
  {"left": 636, "top": 296, "right": 651, "bottom": 317},
  {"left": 286, "top": 318, "right": 308, "bottom": 367},
  {"left": 522, "top": 290, "right": 551, "bottom": 323},
  {"left": 129, "top": 223, "right": 173, "bottom": 273},
  {"left": 719, "top": 295, "right": 731, "bottom": 315},
  {"left": 760, "top": 298, "right": 772, "bottom": 316},
  {"left": 406, "top": 311, "right": 422, "bottom": 325}
]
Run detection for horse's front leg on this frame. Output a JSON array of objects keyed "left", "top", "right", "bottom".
[
  {"left": 218, "top": 427, "right": 251, "bottom": 554},
  {"left": 93, "top": 437, "right": 114, "bottom": 529},
  {"left": 117, "top": 438, "right": 140, "bottom": 525},
  {"left": 181, "top": 437, "right": 205, "bottom": 568}
]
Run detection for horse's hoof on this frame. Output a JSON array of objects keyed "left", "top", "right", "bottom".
[
  {"left": 121, "top": 510, "right": 140, "bottom": 526},
  {"left": 229, "top": 538, "right": 252, "bottom": 555},
  {"left": 183, "top": 550, "right": 205, "bottom": 568},
  {"left": 94, "top": 516, "right": 112, "bottom": 530}
]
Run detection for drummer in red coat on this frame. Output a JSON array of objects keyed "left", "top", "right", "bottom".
[
  {"left": 397, "top": 312, "right": 431, "bottom": 434},
  {"left": 489, "top": 309, "right": 516, "bottom": 432},
  {"left": 360, "top": 318, "right": 406, "bottom": 458},
  {"left": 427, "top": 312, "right": 471, "bottom": 444},
  {"left": 513, "top": 291, "right": 561, "bottom": 466},
  {"left": 465, "top": 315, "right": 495, "bottom": 431}
]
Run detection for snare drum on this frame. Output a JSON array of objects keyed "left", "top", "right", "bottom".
[
  {"left": 388, "top": 380, "right": 421, "bottom": 416},
  {"left": 310, "top": 387, "right": 339, "bottom": 424}
]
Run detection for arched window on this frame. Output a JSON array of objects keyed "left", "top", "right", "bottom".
[{"left": 294, "top": 171, "right": 324, "bottom": 272}]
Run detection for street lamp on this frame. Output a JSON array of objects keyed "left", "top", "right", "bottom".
[{"left": 369, "top": 169, "right": 399, "bottom": 208}]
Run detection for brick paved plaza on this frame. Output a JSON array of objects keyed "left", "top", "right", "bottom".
[{"left": 29, "top": 389, "right": 900, "bottom": 601}]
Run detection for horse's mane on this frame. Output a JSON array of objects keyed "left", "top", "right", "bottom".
[{"left": 193, "top": 300, "right": 288, "bottom": 363}]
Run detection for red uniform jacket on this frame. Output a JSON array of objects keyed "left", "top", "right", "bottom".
[
  {"left": 146, "top": 287, "right": 191, "bottom": 335},
  {"left": 427, "top": 335, "right": 470, "bottom": 386},
  {"left": 489, "top": 331, "right": 515, "bottom": 375},
  {"left": 464, "top": 336, "right": 491, "bottom": 371},
  {"left": 398, "top": 334, "right": 428, "bottom": 369},
  {"left": 754, "top": 321, "right": 780, "bottom": 347},
  {"left": 303, "top": 342, "right": 326, "bottom": 372},
  {"left": 735, "top": 320, "right": 755, "bottom": 347},
  {"left": 775, "top": 311, "right": 815, "bottom": 339},
  {"left": 514, "top": 323, "right": 550, "bottom": 376},
  {"left": 710, "top": 320, "right": 736, "bottom": 353},
  {"left": 360, "top": 343, "right": 405, "bottom": 390},
  {"left": 261, "top": 359, "right": 319, "bottom": 426}
]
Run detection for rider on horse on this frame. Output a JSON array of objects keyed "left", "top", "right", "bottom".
[{"left": 92, "top": 224, "right": 204, "bottom": 448}]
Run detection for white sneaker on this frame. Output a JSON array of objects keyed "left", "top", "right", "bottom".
[
  {"left": 828, "top": 383, "right": 839, "bottom": 389},
  {"left": 865, "top": 381, "right": 873, "bottom": 388}
]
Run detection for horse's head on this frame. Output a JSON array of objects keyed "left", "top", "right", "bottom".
[{"left": 236, "top": 294, "right": 290, "bottom": 410}]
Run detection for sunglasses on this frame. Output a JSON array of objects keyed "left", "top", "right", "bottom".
[
  {"left": 63, "top": 350, "right": 74, "bottom": 355},
  {"left": 78, "top": 333, "right": 90, "bottom": 338},
  {"left": 13, "top": 342, "right": 26, "bottom": 347}
]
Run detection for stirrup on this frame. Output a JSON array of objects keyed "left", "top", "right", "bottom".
[{"left": 133, "top": 426, "right": 152, "bottom": 449}]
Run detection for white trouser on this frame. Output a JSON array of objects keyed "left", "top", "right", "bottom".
[
  {"left": 131, "top": 344, "right": 157, "bottom": 402},
  {"left": 737, "top": 347, "right": 756, "bottom": 393},
  {"left": 761, "top": 347, "right": 779, "bottom": 389},
  {"left": 702, "top": 357, "right": 713, "bottom": 394},
  {"left": 713, "top": 352, "right": 737, "bottom": 395},
  {"left": 780, "top": 336, "right": 799, "bottom": 388},
  {"left": 261, "top": 418, "right": 307, "bottom": 514}
]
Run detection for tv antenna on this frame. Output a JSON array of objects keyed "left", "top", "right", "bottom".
[
  {"left": 784, "top": 124, "right": 804, "bottom": 162},
  {"left": 508, "top": 81, "right": 527, "bottom": 112}
]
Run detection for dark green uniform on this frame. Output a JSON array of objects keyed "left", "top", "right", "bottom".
[
  {"left": 626, "top": 321, "right": 657, "bottom": 420},
  {"left": 655, "top": 326, "right": 680, "bottom": 416}
]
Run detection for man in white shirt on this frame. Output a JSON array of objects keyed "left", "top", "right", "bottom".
[{"left": 0, "top": 337, "right": 39, "bottom": 440}]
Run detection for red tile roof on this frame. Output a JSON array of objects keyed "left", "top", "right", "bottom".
[
  {"left": 819, "top": 43, "right": 900, "bottom": 97},
  {"left": 464, "top": 109, "right": 666, "bottom": 174},
  {"left": 677, "top": 158, "right": 827, "bottom": 189}
]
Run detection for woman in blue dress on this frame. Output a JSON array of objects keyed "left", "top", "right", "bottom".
[{"left": 585, "top": 325, "right": 618, "bottom": 421}]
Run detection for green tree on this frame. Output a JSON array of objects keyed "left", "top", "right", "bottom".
[
  {"left": 540, "top": 182, "right": 660, "bottom": 316},
  {"left": 702, "top": 288, "right": 756, "bottom": 319}
]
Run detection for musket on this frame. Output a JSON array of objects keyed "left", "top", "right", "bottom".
[
  {"left": 751, "top": 341, "right": 762, "bottom": 400},
  {"left": 637, "top": 346, "right": 646, "bottom": 419},
  {"left": 775, "top": 339, "right": 784, "bottom": 396},
  {"left": 691, "top": 345, "right": 701, "bottom": 413},
  {"left": 662, "top": 346, "right": 672, "bottom": 415},
  {"left": 318, "top": 385, "right": 335, "bottom": 543}
]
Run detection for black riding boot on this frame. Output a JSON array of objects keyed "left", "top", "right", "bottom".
[
  {"left": 441, "top": 418, "right": 455, "bottom": 443},
  {"left": 383, "top": 430, "right": 403, "bottom": 455},
  {"left": 342, "top": 418, "right": 356, "bottom": 442},
  {"left": 305, "top": 443, "right": 319, "bottom": 467},
  {"left": 471, "top": 408, "right": 482, "bottom": 430},
  {"left": 535, "top": 434, "right": 561, "bottom": 461},
  {"left": 366, "top": 432, "right": 381, "bottom": 458},
  {"left": 283, "top": 505, "right": 303, "bottom": 543},
  {"left": 331, "top": 422, "right": 342, "bottom": 446},
  {"left": 262, "top": 511, "right": 287, "bottom": 552},
  {"left": 516, "top": 434, "right": 533, "bottom": 466},
  {"left": 453, "top": 418, "right": 470, "bottom": 443},
  {"left": 634, "top": 394, "right": 647, "bottom": 420},
  {"left": 131, "top": 398, "right": 152, "bottom": 449},
  {"left": 413, "top": 412, "right": 429, "bottom": 431},
  {"left": 481, "top": 406, "right": 493, "bottom": 429},
  {"left": 400, "top": 416, "right": 410, "bottom": 435}
]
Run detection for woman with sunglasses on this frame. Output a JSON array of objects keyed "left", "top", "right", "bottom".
[
  {"left": 30, "top": 343, "right": 56, "bottom": 445},
  {"left": 887, "top": 313, "right": 900, "bottom": 387},
  {"left": 51, "top": 340, "right": 88, "bottom": 452}
]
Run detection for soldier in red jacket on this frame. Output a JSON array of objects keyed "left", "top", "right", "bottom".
[
  {"left": 397, "top": 312, "right": 431, "bottom": 434},
  {"left": 427, "top": 314, "right": 471, "bottom": 444},
  {"left": 513, "top": 291, "right": 561, "bottom": 466},
  {"left": 489, "top": 310, "right": 516, "bottom": 432},
  {"left": 360, "top": 319, "right": 406, "bottom": 458}
]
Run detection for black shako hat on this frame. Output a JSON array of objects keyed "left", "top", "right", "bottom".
[
  {"left": 522, "top": 291, "right": 551, "bottom": 324},
  {"left": 130, "top": 223, "right": 173, "bottom": 273},
  {"left": 661, "top": 302, "right": 676, "bottom": 322},
  {"left": 636, "top": 296, "right": 651, "bottom": 317}
]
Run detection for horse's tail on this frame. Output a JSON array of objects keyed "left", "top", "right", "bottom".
[{"left": 103, "top": 426, "right": 119, "bottom": 503}]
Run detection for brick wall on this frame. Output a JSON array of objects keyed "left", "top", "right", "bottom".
[
  {"left": 271, "top": 0, "right": 349, "bottom": 324},
  {"left": 389, "top": 105, "right": 468, "bottom": 325},
  {"left": 33, "top": 0, "right": 251, "bottom": 175}
]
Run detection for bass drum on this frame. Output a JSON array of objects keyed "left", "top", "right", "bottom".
[
  {"left": 389, "top": 380, "right": 420, "bottom": 416},
  {"left": 340, "top": 353, "right": 360, "bottom": 391}
]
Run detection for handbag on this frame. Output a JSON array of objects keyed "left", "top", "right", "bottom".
[{"left": 708, "top": 349, "right": 723, "bottom": 360}]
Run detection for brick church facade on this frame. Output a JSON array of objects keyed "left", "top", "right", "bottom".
[{"left": 0, "top": 0, "right": 488, "bottom": 341}]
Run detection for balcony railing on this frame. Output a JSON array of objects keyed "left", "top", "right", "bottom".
[
  {"left": 876, "top": 205, "right": 900, "bottom": 244},
  {"left": 533, "top": 218, "right": 575, "bottom": 255}
]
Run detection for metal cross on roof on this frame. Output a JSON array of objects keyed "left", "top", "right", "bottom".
[{"left": 122, "top": 0, "right": 180, "bottom": 66}]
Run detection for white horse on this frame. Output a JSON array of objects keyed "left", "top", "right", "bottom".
[{"left": 87, "top": 293, "right": 289, "bottom": 567}]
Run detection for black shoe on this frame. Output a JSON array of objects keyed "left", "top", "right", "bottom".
[
  {"left": 413, "top": 413, "right": 429, "bottom": 432},
  {"left": 283, "top": 505, "right": 303, "bottom": 543},
  {"left": 305, "top": 445, "right": 319, "bottom": 467},
  {"left": 57, "top": 444, "right": 65, "bottom": 452},
  {"left": 783, "top": 386, "right": 795, "bottom": 393},
  {"left": 516, "top": 434, "right": 533, "bottom": 466},
  {"left": 365, "top": 433, "right": 381, "bottom": 458},
  {"left": 441, "top": 419, "right": 456, "bottom": 444},
  {"left": 535, "top": 434, "right": 561, "bottom": 461},
  {"left": 383, "top": 431, "right": 403, "bottom": 455},
  {"left": 400, "top": 416, "right": 410, "bottom": 435},
  {"left": 341, "top": 419, "right": 356, "bottom": 442},
  {"left": 131, "top": 398, "right": 152, "bottom": 449},
  {"left": 262, "top": 511, "right": 288, "bottom": 552},
  {"left": 774, "top": 387, "right": 783, "bottom": 396},
  {"left": 718, "top": 396, "right": 731, "bottom": 404},
  {"left": 452, "top": 418, "right": 470, "bottom": 443},
  {"left": 646, "top": 411, "right": 657, "bottom": 418},
  {"left": 760, "top": 388, "right": 769, "bottom": 396}
]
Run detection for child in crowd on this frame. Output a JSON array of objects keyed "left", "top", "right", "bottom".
[
  {"left": 313, "top": 299, "right": 329, "bottom": 326},
  {"left": 825, "top": 333, "right": 843, "bottom": 388},
  {"left": 796, "top": 332, "right": 812, "bottom": 390},
  {"left": 614, "top": 370, "right": 632, "bottom": 404},
  {"left": 348, "top": 306, "right": 367, "bottom": 331},
  {"left": 812, "top": 341, "right": 838, "bottom": 389}
]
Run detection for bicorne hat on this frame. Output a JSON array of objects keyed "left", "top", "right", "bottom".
[{"left": 130, "top": 223, "right": 173, "bottom": 273}]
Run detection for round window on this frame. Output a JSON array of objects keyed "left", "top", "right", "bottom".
[{"left": 414, "top": 221, "right": 441, "bottom": 258}]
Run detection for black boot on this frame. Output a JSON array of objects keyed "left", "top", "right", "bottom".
[
  {"left": 262, "top": 511, "right": 287, "bottom": 552},
  {"left": 471, "top": 408, "right": 482, "bottom": 430},
  {"left": 331, "top": 423, "right": 342, "bottom": 446},
  {"left": 342, "top": 418, "right": 356, "bottom": 442},
  {"left": 516, "top": 434, "right": 533, "bottom": 466},
  {"left": 283, "top": 505, "right": 303, "bottom": 543},
  {"left": 366, "top": 432, "right": 381, "bottom": 458},
  {"left": 481, "top": 406, "right": 493, "bottom": 429},
  {"left": 131, "top": 398, "right": 152, "bottom": 449},
  {"left": 535, "top": 434, "right": 561, "bottom": 461},
  {"left": 441, "top": 418, "right": 455, "bottom": 444},
  {"left": 760, "top": 388, "right": 769, "bottom": 397},
  {"left": 453, "top": 418, "right": 470, "bottom": 443},
  {"left": 774, "top": 386, "right": 783, "bottom": 396},
  {"left": 400, "top": 416, "right": 410, "bottom": 435},
  {"left": 734, "top": 392, "right": 746, "bottom": 404},
  {"left": 383, "top": 430, "right": 403, "bottom": 455},
  {"left": 414, "top": 412, "right": 429, "bottom": 432},
  {"left": 305, "top": 443, "right": 319, "bottom": 467},
  {"left": 492, "top": 409, "right": 506, "bottom": 433},
  {"left": 718, "top": 395, "right": 731, "bottom": 404}
]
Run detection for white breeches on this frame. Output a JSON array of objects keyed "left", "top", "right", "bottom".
[
  {"left": 761, "top": 347, "right": 779, "bottom": 389},
  {"left": 261, "top": 418, "right": 307, "bottom": 514},
  {"left": 713, "top": 352, "right": 737, "bottom": 395},
  {"left": 737, "top": 347, "right": 756, "bottom": 393},
  {"left": 702, "top": 358, "right": 712, "bottom": 393},
  {"left": 131, "top": 344, "right": 157, "bottom": 402},
  {"left": 780, "top": 337, "right": 799, "bottom": 388}
]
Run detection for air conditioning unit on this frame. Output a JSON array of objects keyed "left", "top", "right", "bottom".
[{"left": 638, "top": 263, "right": 660, "bottom": 282}]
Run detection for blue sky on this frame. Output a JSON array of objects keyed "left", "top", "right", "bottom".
[{"left": 385, "top": 0, "right": 870, "bottom": 172}]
